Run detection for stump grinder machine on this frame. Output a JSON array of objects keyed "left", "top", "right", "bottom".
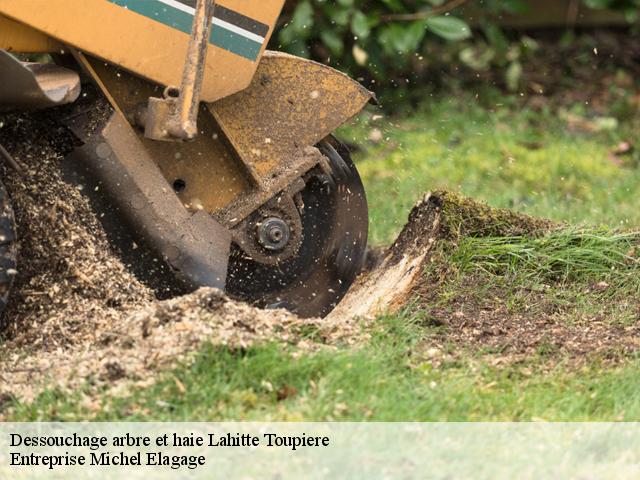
[{"left": 0, "top": 0, "right": 373, "bottom": 317}]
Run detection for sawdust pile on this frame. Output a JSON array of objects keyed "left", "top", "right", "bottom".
[
  {"left": 0, "top": 112, "right": 363, "bottom": 404},
  {"left": 3, "top": 288, "right": 361, "bottom": 403},
  {"left": 0, "top": 112, "right": 153, "bottom": 346}
]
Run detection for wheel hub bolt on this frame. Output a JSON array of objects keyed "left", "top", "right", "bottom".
[{"left": 257, "top": 217, "right": 290, "bottom": 251}]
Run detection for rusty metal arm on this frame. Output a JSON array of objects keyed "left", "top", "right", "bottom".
[
  {"left": 67, "top": 112, "right": 232, "bottom": 290},
  {"left": 145, "top": 0, "right": 216, "bottom": 141}
]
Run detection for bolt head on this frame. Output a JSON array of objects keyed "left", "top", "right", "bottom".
[{"left": 257, "top": 217, "right": 291, "bottom": 252}]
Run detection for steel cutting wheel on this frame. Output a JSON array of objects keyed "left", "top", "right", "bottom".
[
  {"left": 226, "top": 137, "right": 368, "bottom": 318},
  {"left": 56, "top": 89, "right": 368, "bottom": 317}
]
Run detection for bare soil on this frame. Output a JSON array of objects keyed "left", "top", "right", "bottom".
[{"left": 418, "top": 275, "right": 640, "bottom": 365}]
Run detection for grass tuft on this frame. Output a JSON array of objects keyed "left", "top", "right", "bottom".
[{"left": 451, "top": 227, "right": 640, "bottom": 287}]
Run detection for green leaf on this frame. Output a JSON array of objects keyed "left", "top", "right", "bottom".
[
  {"left": 582, "top": 0, "right": 614, "bottom": 9},
  {"left": 330, "top": 8, "right": 352, "bottom": 27},
  {"left": 320, "top": 30, "right": 345, "bottom": 55},
  {"left": 290, "top": 0, "right": 314, "bottom": 33},
  {"left": 483, "top": 23, "right": 509, "bottom": 56},
  {"left": 379, "top": 0, "right": 405, "bottom": 10},
  {"left": 379, "top": 22, "right": 428, "bottom": 54},
  {"left": 459, "top": 46, "right": 496, "bottom": 70},
  {"left": 624, "top": 8, "right": 639, "bottom": 22},
  {"left": 425, "top": 16, "right": 472, "bottom": 41},
  {"left": 500, "top": 0, "right": 531, "bottom": 15},
  {"left": 505, "top": 61, "right": 523, "bottom": 91},
  {"left": 351, "top": 11, "right": 371, "bottom": 39}
]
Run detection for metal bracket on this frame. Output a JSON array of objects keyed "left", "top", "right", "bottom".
[
  {"left": 67, "top": 111, "right": 232, "bottom": 291},
  {"left": 144, "top": 0, "right": 216, "bottom": 141}
]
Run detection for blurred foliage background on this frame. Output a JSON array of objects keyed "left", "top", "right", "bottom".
[{"left": 271, "top": 0, "right": 640, "bottom": 106}]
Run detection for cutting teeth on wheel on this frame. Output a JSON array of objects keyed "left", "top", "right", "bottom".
[{"left": 227, "top": 138, "right": 368, "bottom": 318}]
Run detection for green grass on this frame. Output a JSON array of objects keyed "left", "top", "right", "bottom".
[
  {"left": 345, "top": 92, "right": 640, "bottom": 244},
  {"left": 432, "top": 226, "right": 640, "bottom": 328},
  {"left": 9, "top": 312, "right": 640, "bottom": 421},
  {"left": 452, "top": 227, "right": 640, "bottom": 285},
  {"left": 6, "top": 91, "right": 640, "bottom": 421}
]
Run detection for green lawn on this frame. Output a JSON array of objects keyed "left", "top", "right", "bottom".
[
  {"left": 10, "top": 321, "right": 640, "bottom": 421},
  {"left": 349, "top": 92, "right": 640, "bottom": 245},
  {"left": 6, "top": 92, "right": 640, "bottom": 421}
]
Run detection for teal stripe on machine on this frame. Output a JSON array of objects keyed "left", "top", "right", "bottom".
[
  {"left": 108, "top": 0, "right": 263, "bottom": 61},
  {"left": 109, "top": 0, "right": 193, "bottom": 34},
  {"left": 211, "top": 28, "right": 262, "bottom": 61}
]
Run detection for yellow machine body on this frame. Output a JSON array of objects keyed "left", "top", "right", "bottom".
[
  {"left": 0, "top": 0, "right": 284, "bottom": 102},
  {"left": 0, "top": 0, "right": 374, "bottom": 317},
  {"left": 0, "top": 0, "right": 372, "bottom": 228}
]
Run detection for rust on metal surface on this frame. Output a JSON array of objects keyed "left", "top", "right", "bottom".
[
  {"left": 231, "top": 190, "right": 304, "bottom": 265},
  {"left": 210, "top": 51, "right": 374, "bottom": 182},
  {"left": 73, "top": 50, "right": 372, "bottom": 230},
  {"left": 67, "top": 111, "right": 232, "bottom": 290}
]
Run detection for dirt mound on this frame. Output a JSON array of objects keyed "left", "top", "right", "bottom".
[
  {"left": 332, "top": 191, "right": 553, "bottom": 319},
  {"left": 336, "top": 191, "right": 640, "bottom": 364}
]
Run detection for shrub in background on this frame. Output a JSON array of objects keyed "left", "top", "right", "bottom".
[{"left": 273, "top": 0, "right": 640, "bottom": 97}]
